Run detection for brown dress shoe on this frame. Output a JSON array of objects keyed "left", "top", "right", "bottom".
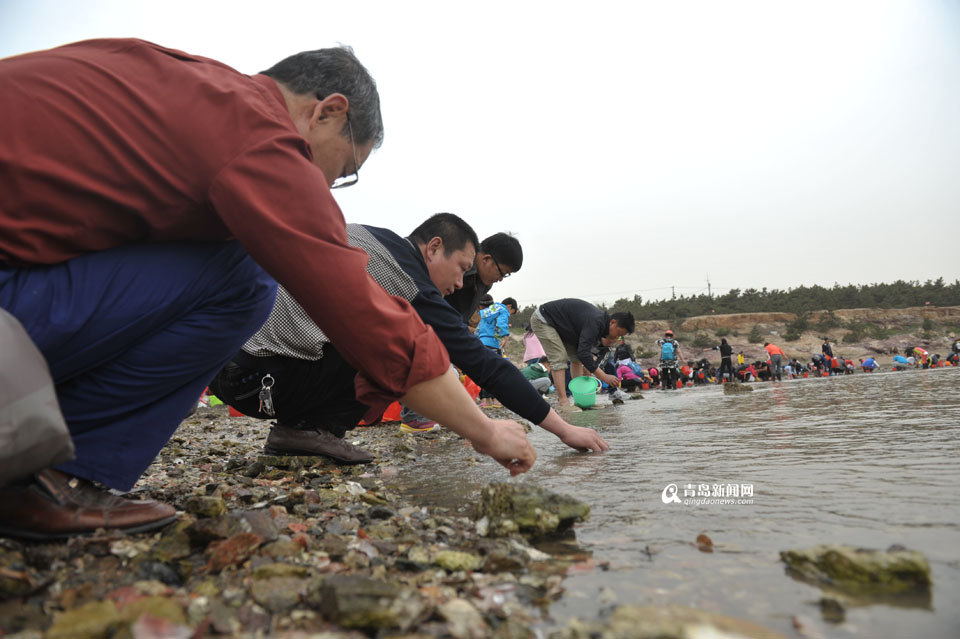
[
  {"left": 264, "top": 424, "right": 375, "bottom": 464},
  {"left": 0, "top": 470, "right": 177, "bottom": 540}
]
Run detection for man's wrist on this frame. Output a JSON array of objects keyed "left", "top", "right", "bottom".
[
  {"left": 537, "top": 410, "right": 569, "bottom": 436},
  {"left": 465, "top": 413, "right": 498, "bottom": 448}
]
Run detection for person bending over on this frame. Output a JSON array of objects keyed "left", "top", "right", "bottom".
[
  {"left": 404, "top": 233, "right": 522, "bottom": 428},
  {"left": 616, "top": 362, "right": 646, "bottom": 392},
  {"left": 446, "top": 233, "right": 522, "bottom": 327},
  {"left": 521, "top": 357, "right": 552, "bottom": 394},
  {"left": 764, "top": 341, "right": 787, "bottom": 382},
  {"left": 530, "top": 299, "right": 635, "bottom": 411},
  {"left": 212, "top": 214, "right": 608, "bottom": 459}
]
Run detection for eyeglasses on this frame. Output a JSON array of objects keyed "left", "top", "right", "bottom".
[
  {"left": 330, "top": 113, "right": 359, "bottom": 190},
  {"left": 491, "top": 255, "right": 512, "bottom": 279}
]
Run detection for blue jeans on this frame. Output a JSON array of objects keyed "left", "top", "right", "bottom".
[{"left": 0, "top": 242, "right": 276, "bottom": 490}]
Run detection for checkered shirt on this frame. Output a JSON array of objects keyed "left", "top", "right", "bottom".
[{"left": 241, "top": 224, "right": 420, "bottom": 360}]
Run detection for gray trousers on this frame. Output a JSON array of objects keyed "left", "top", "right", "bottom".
[
  {"left": 529, "top": 377, "right": 551, "bottom": 394},
  {"left": 770, "top": 354, "right": 783, "bottom": 380}
]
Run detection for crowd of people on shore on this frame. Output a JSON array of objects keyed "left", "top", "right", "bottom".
[
  {"left": 510, "top": 328, "right": 960, "bottom": 396},
  {"left": 567, "top": 334, "right": 960, "bottom": 392}
]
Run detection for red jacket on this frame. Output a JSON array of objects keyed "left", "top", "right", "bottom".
[{"left": 0, "top": 39, "right": 448, "bottom": 405}]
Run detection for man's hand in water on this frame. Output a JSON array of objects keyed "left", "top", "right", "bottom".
[
  {"left": 470, "top": 419, "right": 536, "bottom": 476},
  {"left": 538, "top": 410, "right": 610, "bottom": 452},
  {"left": 402, "top": 369, "right": 534, "bottom": 475},
  {"left": 558, "top": 424, "right": 610, "bottom": 452}
]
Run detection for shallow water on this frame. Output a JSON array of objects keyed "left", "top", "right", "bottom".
[{"left": 390, "top": 368, "right": 960, "bottom": 638}]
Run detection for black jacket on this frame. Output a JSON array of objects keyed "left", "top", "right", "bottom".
[
  {"left": 538, "top": 298, "right": 610, "bottom": 372},
  {"left": 367, "top": 226, "right": 550, "bottom": 424},
  {"left": 443, "top": 268, "right": 492, "bottom": 322}
]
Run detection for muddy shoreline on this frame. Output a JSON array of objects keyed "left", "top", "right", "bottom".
[{"left": 0, "top": 406, "right": 599, "bottom": 639}]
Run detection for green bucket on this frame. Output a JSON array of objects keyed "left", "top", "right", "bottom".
[{"left": 568, "top": 376, "right": 599, "bottom": 408}]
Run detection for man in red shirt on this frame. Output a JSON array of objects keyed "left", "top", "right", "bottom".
[{"left": 0, "top": 39, "right": 535, "bottom": 539}]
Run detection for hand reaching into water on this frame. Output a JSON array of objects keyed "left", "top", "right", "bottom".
[
  {"left": 402, "top": 368, "right": 535, "bottom": 475},
  {"left": 558, "top": 424, "right": 610, "bottom": 452},
  {"left": 597, "top": 371, "right": 620, "bottom": 389},
  {"left": 538, "top": 410, "right": 610, "bottom": 453},
  {"left": 470, "top": 419, "right": 536, "bottom": 475}
]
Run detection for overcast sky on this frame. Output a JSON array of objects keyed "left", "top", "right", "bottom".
[{"left": 2, "top": 0, "right": 958, "bottom": 308}]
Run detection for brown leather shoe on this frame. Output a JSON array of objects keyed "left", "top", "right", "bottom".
[
  {"left": 0, "top": 470, "right": 177, "bottom": 540},
  {"left": 264, "top": 424, "right": 375, "bottom": 464}
]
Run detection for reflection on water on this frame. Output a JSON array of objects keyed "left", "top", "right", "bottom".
[{"left": 388, "top": 369, "right": 960, "bottom": 638}]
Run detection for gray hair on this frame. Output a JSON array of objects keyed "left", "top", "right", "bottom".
[{"left": 262, "top": 46, "right": 383, "bottom": 148}]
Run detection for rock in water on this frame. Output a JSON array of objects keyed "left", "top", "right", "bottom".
[
  {"left": 723, "top": 382, "right": 753, "bottom": 394},
  {"left": 479, "top": 483, "right": 590, "bottom": 537},
  {"left": 550, "top": 604, "right": 783, "bottom": 639},
  {"left": 780, "top": 544, "right": 931, "bottom": 595},
  {"left": 819, "top": 596, "right": 846, "bottom": 623}
]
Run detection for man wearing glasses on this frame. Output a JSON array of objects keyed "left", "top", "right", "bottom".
[
  {"left": 445, "top": 233, "right": 523, "bottom": 327},
  {"left": 400, "top": 232, "right": 521, "bottom": 428},
  {"left": 0, "top": 39, "right": 534, "bottom": 539}
]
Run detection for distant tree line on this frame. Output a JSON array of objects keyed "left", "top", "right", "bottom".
[{"left": 512, "top": 278, "right": 960, "bottom": 328}]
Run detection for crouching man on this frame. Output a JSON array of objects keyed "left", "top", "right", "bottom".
[
  {"left": 530, "top": 299, "right": 635, "bottom": 411},
  {"left": 211, "top": 214, "right": 609, "bottom": 461}
]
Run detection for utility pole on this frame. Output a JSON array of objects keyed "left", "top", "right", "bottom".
[
  {"left": 671, "top": 286, "right": 675, "bottom": 300},
  {"left": 707, "top": 274, "right": 712, "bottom": 297}
]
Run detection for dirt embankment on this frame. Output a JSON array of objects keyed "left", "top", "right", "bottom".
[{"left": 656, "top": 306, "right": 960, "bottom": 333}]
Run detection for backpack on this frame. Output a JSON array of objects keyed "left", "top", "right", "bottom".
[{"left": 660, "top": 340, "right": 676, "bottom": 361}]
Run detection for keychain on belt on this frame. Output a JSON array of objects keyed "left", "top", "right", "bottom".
[{"left": 258, "top": 374, "right": 276, "bottom": 417}]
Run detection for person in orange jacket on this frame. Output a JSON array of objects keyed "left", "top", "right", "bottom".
[{"left": 764, "top": 342, "right": 787, "bottom": 381}]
